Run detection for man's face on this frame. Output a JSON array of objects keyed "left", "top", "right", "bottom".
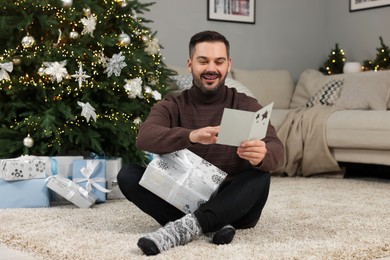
[{"left": 187, "top": 41, "right": 232, "bottom": 94}]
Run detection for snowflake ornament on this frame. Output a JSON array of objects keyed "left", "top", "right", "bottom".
[
  {"left": 123, "top": 77, "right": 143, "bottom": 98},
  {"left": 71, "top": 64, "right": 91, "bottom": 88},
  {"left": 43, "top": 60, "right": 68, "bottom": 83},
  {"left": 104, "top": 52, "right": 127, "bottom": 77},
  {"left": 81, "top": 15, "right": 97, "bottom": 37},
  {"left": 77, "top": 101, "right": 97, "bottom": 122}
]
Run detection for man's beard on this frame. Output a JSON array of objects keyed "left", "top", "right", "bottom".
[{"left": 192, "top": 71, "right": 227, "bottom": 94}]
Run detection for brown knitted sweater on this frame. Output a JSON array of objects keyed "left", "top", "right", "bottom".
[{"left": 137, "top": 84, "right": 284, "bottom": 177}]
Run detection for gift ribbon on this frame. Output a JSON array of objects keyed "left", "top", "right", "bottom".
[
  {"left": 0, "top": 62, "right": 13, "bottom": 80},
  {"left": 73, "top": 160, "right": 111, "bottom": 193}
]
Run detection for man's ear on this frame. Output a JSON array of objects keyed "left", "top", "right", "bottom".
[
  {"left": 187, "top": 59, "right": 192, "bottom": 73},
  {"left": 227, "top": 58, "right": 232, "bottom": 73}
]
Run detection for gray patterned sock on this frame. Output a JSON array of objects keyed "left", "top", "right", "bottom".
[{"left": 137, "top": 213, "right": 202, "bottom": 255}]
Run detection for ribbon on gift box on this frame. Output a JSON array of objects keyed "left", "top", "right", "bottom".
[{"left": 73, "top": 160, "right": 111, "bottom": 194}]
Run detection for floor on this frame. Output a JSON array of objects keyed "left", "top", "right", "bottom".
[
  {"left": 1, "top": 163, "right": 388, "bottom": 259},
  {"left": 0, "top": 244, "right": 38, "bottom": 260}
]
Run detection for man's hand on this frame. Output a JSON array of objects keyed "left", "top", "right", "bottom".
[
  {"left": 237, "top": 140, "right": 267, "bottom": 166},
  {"left": 189, "top": 126, "right": 219, "bottom": 145}
]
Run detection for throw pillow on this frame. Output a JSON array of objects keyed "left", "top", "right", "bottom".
[
  {"left": 306, "top": 79, "right": 344, "bottom": 107},
  {"left": 335, "top": 71, "right": 390, "bottom": 110},
  {"left": 169, "top": 75, "right": 193, "bottom": 90}
]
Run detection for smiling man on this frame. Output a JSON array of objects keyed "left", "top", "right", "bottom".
[{"left": 117, "top": 30, "right": 284, "bottom": 256}]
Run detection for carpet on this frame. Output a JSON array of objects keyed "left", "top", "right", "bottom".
[{"left": 0, "top": 177, "right": 389, "bottom": 260}]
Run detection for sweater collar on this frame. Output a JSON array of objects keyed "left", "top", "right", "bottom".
[{"left": 189, "top": 83, "right": 228, "bottom": 105}]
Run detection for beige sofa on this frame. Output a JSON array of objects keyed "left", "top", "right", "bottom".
[{"left": 168, "top": 65, "right": 390, "bottom": 175}]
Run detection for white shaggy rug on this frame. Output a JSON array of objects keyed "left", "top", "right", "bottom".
[{"left": 0, "top": 177, "right": 389, "bottom": 260}]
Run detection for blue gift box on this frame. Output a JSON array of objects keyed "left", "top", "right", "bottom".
[
  {"left": 72, "top": 159, "right": 109, "bottom": 203},
  {"left": 0, "top": 179, "right": 50, "bottom": 208}
]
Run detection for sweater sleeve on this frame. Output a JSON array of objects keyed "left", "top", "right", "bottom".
[
  {"left": 255, "top": 123, "right": 285, "bottom": 172},
  {"left": 136, "top": 99, "right": 192, "bottom": 154}
]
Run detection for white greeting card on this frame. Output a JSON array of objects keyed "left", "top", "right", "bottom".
[{"left": 217, "top": 102, "right": 273, "bottom": 147}]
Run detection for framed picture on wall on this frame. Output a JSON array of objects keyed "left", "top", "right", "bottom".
[
  {"left": 208, "top": 0, "right": 255, "bottom": 24},
  {"left": 350, "top": 0, "right": 390, "bottom": 11}
]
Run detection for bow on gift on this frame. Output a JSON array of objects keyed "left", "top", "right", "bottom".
[
  {"left": 73, "top": 160, "right": 111, "bottom": 194},
  {"left": 0, "top": 62, "right": 13, "bottom": 80}
]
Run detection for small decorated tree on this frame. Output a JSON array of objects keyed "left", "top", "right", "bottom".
[
  {"left": 319, "top": 43, "right": 346, "bottom": 75},
  {"left": 363, "top": 36, "right": 390, "bottom": 71},
  {"left": 0, "top": 0, "right": 174, "bottom": 163}
]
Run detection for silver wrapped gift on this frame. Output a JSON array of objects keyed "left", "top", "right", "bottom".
[
  {"left": 0, "top": 157, "right": 46, "bottom": 181},
  {"left": 46, "top": 175, "right": 96, "bottom": 208},
  {"left": 139, "top": 149, "right": 227, "bottom": 213}
]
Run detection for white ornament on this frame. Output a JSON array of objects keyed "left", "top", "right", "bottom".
[
  {"left": 145, "top": 86, "right": 162, "bottom": 100},
  {"left": 81, "top": 15, "right": 97, "bottom": 37},
  {"left": 70, "top": 31, "right": 80, "bottom": 39},
  {"left": 104, "top": 52, "right": 127, "bottom": 77},
  {"left": 83, "top": 7, "right": 91, "bottom": 17},
  {"left": 145, "top": 37, "right": 160, "bottom": 55},
  {"left": 61, "top": 0, "right": 73, "bottom": 8},
  {"left": 133, "top": 117, "right": 142, "bottom": 125},
  {"left": 77, "top": 101, "right": 97, "bottom": 122},
  {"left": 21, "top": 35, "right": 35, "bottom": 48},
  {"left": 0, "top": 62, "right": 13, "bottom": 80},
  {"left": 71, "top": 64, "right": 91, "bottom": 88},
  {"left": 123, "top": 77, "right": 143, "bottom": 98},
  {"left": 97, "top": 52, "right": 108, "bottom": 68},
  {"left": 118, "top": 33, "right": 131, "bottom": 46},
  {"left": 42, "top": 60, "right": 68, "bottom": 83},
  {"left": 23, "top": 134, "right": 34, "bottom": 148}
]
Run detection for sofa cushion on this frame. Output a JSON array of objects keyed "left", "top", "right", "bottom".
[
  {"left": 335, "top": 71, "right": 390, "bottom": 110},
  {"left": 232, "top": 68, "right": 294, "bottom": 109},
  {"left": 327, "top": 110, "right": 390, "bottom": 150},
  {"left": 306, "top": 79, "right": 344, "bottom": 107},
  {"left": 291, "top": 69, "right": 390, "bottom": 109}
]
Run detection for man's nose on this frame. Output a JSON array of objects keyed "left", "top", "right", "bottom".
[{"left": 206, "top": 62, "right": 217, "bottom": 71}]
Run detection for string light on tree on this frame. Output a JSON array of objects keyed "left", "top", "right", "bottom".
[{"left": 0, "top": 1, "right": 171, "bottom": 164}]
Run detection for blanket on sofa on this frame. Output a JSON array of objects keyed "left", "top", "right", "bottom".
[{"left": 273, "top": 106, "right": 342, "bottom": 177}]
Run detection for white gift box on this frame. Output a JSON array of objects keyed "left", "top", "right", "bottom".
[
  {"left": 0, "top": 157, "right": 47, "bottom": 181},
  {"left": 139, "top": 149, "right": 227, "bottom": 213},
  {"left": 39, "top": 156, "right": 84, "bottom": 202},
  {"left": 105, "top": 158, "right": 125, "bottom": 200},
  {"left": 46, "top": 175, "right": 96, "bottom": 208},
  {"left": 44, "top": 156, "right": 84, "bottom": 178}
]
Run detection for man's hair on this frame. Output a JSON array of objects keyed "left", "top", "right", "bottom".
[{"left": 189, "top": 30, "right": 230, "bottom": 58}]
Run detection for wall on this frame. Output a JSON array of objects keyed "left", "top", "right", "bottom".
[
  {"left": 139, "top": 0, "right": 390, "bottom": 81},
  {"left": 326, "top": 0, "right": 390, "bottom": 66}
]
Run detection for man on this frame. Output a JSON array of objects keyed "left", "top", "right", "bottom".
[{"left": 117, "top": 30, "right": 284, "bottom": 256}]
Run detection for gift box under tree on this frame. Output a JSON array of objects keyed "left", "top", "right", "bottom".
[{"left": 72, "top": 159, "right": 110, "bottom": 203}]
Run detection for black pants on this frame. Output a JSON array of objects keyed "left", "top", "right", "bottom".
[{"left": 117, "top": 164, "right": 270, "bottom": 234}]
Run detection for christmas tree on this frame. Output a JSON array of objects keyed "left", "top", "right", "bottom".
[
  {"left": 0, "top": 0, "right": 174, "bottom": 164},
  {"left": 363, "top": 36, "right": 390, "bottom": 71},
  {"left": 319, "top": 43, "right": 346, "bottom": 75}
]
